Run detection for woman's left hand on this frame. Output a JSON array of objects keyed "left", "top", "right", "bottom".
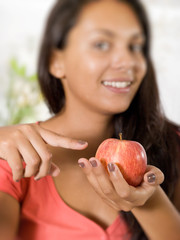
[{"left": 78, "top": 157, "right": 164, "bottom": 211}]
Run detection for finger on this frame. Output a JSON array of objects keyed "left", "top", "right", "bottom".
[
  {"left": 48, "top": 162, "right": 60, "bottom": 177},
  {"left": 6, "top": 149, "right": 24, "bottom": 182},
  {"left": 78, "top": 158, "right": 104, "bottom": 196},
  {"left": 88, "top": 158, "right": 117, "bottom": 199},
  {"left": 23, "top": 129, "right": 53, "bottom": 179},
  {"left": 0, "top": 138, "right": 24, "bottom": 181},
  {"left": 144, "top": 165, "right": 164, "bottom": 185},
  {"left": 131, "top": 165, "right": 164, "bottom": 206},
  {"left": 78, "top": 158, "right": 122, "bottom": 210},
  {"left": 107, "top": 163, "right": 132, "bottom": 199},
  {"left": 16, "top": 136, "right": 41, "bottom": 178},
  {"left": 108, "top": 164, "right": 154, "bottom": 208},
  {"left": 35, "top": 161, "right": 61, "bottom": 180},
  {"left": 38, "top": 127, "right": 88, "bottom": 150}
]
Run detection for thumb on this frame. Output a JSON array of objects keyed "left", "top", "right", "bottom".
[
  {"left": 49, "top": 162, "right": 60, "bottom": 177},
  {"left": 143, "top": 165, "right": 164, "bottom": 186}
]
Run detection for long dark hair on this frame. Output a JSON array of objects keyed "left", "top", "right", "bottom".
[{"left": 37, "top": 0, "right": 180, "bottom": 239}]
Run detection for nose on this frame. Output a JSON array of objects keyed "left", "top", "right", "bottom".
[{"left": 111, "top": 46, "right": 135, "bottom": 71}]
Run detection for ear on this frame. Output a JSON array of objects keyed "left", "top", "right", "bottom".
[{"left": 49, "top": 49, "right": 65, "bottom": 79}]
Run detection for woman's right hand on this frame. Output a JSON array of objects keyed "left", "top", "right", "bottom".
[{"left": 0, "top": 123, "right": 88, "bottom": 182}]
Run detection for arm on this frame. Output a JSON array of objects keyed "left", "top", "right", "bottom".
[
  {"left": 0, "top": 192, "right": 20, "bottom": 240},
  {"left": 0, "top": 123, "right": 87, "bottom": 181},
  {"left": 132, "top": 186, "right": 180, "bottom": 240}
]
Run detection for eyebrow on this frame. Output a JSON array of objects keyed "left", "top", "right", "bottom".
[
  {"left": 131, "top": 32, "right": 146, "bottom": 41},
  {"left": 92, "top": 29, "right": 146, "bottom": 40},
  {"left": 93, "top": 29, "right": 116, "bottom": 37}
]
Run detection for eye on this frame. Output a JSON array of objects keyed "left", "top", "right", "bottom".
[
  {"left": 130, "top": 44, "right": 144, "bottom": 53},
  {"left": 94, "top": 41, "right": 110, "bottom": 51}
]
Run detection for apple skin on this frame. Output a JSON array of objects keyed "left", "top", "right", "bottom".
[{"left": 95, "top": 138, "right": 147, "bottom": 187}]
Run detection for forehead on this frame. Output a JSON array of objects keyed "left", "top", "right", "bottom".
[{"left": 70, "top": 0, "right": 143, "bottom": 38}]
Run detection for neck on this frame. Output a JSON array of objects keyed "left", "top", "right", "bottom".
[
  {"left": 44, "top": 104, "right": 115, "bottom": 167},
  {"left": 46, "top": 104, "right": 114, "bottom": 147}
]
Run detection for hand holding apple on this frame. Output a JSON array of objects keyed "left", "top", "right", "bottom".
[
  {"left": 95, "top": 134, "right": 147, "bottom": 187},
  {"left": 78, "top": 135, "right": 163, "bottom": 211}
]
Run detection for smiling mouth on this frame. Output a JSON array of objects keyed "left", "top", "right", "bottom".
[{"left": 102, "top": 81, "right": 132, "bottom": 88}]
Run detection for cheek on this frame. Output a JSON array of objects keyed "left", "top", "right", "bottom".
[
  {"left": 64, "top": 51, "right": 109, "bottom": 80},
  {"left": 136, "top": 57, "right": 147, "bottom": 80}
]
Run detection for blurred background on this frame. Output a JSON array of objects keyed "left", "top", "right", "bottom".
[{"left": 0, "top": 0, "right": 179, "bottom": 125}]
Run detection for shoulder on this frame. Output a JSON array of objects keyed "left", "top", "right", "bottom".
[
  {"left": 173, "top": 123, "right": 180, "bottom": 148},
  {"left": 164, "top": 121, "right": 180, "bottom": 172},
  {"left": 176, "top": 127, "right": 180, "bottom": 137},
  {"left": 165, "top": 120, "right": 180, "bottom": 142}
]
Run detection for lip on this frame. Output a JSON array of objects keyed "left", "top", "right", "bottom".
[{"left": 101, "top": 78, "right": 133, "bottom": 93}]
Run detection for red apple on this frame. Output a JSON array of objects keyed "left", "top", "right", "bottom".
[{"left": 95, "top": 134, "right": 147, "bottom": 187}]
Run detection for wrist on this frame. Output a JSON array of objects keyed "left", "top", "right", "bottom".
[{"left": 132, "top": 186, "right": 161, "bottom": 212}]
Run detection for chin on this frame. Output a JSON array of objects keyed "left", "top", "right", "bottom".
[
  {"left": 101, "top": 104, "right": 131, "bottom": 116},
  {"left": 99, "top": 96, "right": 134, "bottom": 115},
  {"left": 113, "top": 101, "right": 132, "bottom": 113}
]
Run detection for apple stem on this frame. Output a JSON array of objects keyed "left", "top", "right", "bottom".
[{"left": 119, "top": 133, "right": 122, "bottom": 140}]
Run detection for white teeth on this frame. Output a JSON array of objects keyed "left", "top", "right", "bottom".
[{"left": 102, "top": 81, "right": 131, "bottom": 88}]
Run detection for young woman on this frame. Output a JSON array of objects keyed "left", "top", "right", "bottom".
[{"left": 0, "top": 0, "right": 180, "bottom": 239}]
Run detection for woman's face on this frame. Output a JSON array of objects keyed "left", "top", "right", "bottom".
[{"left": 53, "top": 0, "right": 147, "bottom": 115}]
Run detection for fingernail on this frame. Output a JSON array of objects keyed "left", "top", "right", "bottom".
[
  {"left": 90, "top": 159, "right": 97, "bottom": 167},
  {"left": 108, "top": 163, "right": 115, "bottom": 172},
  {"left": 78, "top": 140, "right": 87, "bottom": 145},
  {"left": 34, "top": 177, "right": 41, "bottom": 181},
  {"left": 78, "top": 162, "right": 85, "bottom": 168},
  {"left": 147, "top": 173, "right": 156, "bottom": 183}
]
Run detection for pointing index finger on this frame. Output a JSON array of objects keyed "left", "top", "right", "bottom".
[{"left": 38, "top": 127, "right": 88, "bottom": 150}]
